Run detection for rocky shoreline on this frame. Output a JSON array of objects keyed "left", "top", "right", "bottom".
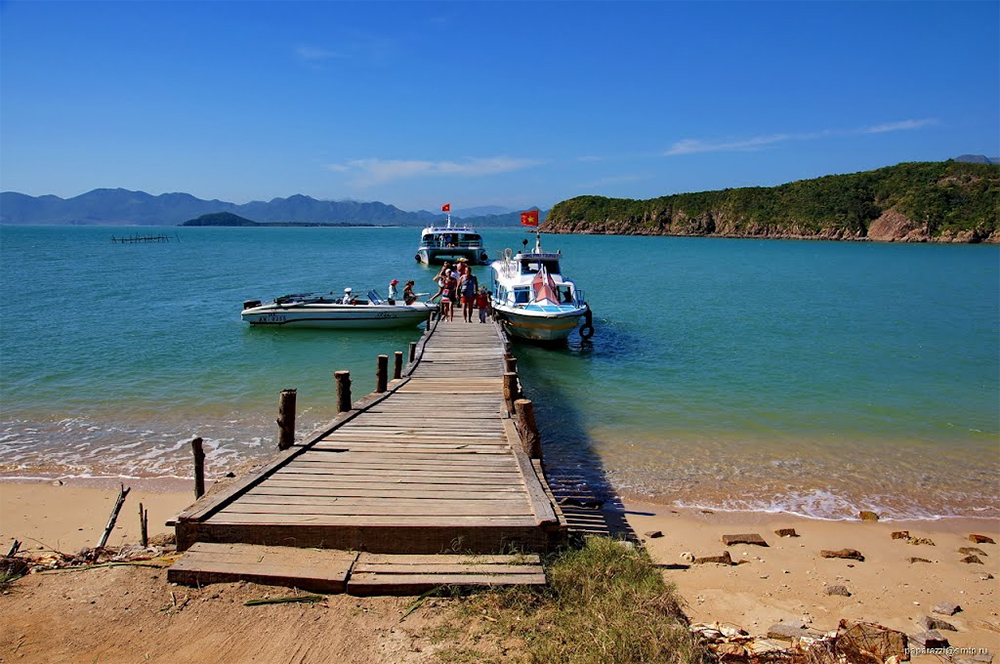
[{"left": 543, "top": 206, "right": 999, "bottom": 244}]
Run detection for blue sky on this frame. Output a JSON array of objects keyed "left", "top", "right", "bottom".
[{"left": 1, "top": 1, "right": 997, "bottom": 212}]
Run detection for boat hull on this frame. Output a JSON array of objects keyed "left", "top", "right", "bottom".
[
  {"left": 417, "top": 247, "right": 490, "bottom": 266},
  {"left": 492, "top": 306, "right": 586, "bottom": 342},
  {"left": 241, "top": 303, "right": 436, "bottom": 329}
]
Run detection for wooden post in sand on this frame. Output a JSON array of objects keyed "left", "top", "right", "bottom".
[
  {"left": 376, "top": 355, "right": 389, "bottom": 393},
  {"left": 335, "top": 371, "right": 352, "bottom": 413},
  {"left": 138, "top": 503, "right": 149, "bottom": 548},
  {"left": 277, "top": 388, "right": 297, "bottom": 451},
  {"left": 393, "top": 351, "right": 403, "bottom": 380},
  {"left": 97, "top": 483, "right": 131, "bottom": 549},
  {"left": 503, "top": 372, "right": 520, "bottom": 413},
  {"left": 514, "top": 399, "right": 542, "bottom": 460},
  {"left": 191, "top": 437, "right": 205, "bottom": 498}
]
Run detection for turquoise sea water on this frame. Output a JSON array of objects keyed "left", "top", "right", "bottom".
[{"left": 1, "top": 226, "right": 998, "bottom": 520}]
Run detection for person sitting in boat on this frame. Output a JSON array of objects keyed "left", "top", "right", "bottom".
[
  {"left": 342, "top": 287, "right": 357, "bottom": 304},
  {"left": 387, "top": 279, "right": 399, "bottom": 304},
  {"left": 403, "top": 280, "right": 417, "bottom": 305}
]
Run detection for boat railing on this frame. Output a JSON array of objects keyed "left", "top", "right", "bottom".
[
  {"left": 574, "top": 289, "right": 586, "bottom": 307},
  {"left": 422, "top": 238, "right": 483, "bottom": 249}
]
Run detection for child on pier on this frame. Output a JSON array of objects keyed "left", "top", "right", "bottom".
[{"left": 476, "top": 287, "right": 490, "bottom": 323}]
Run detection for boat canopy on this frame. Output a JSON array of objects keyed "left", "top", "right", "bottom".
[{"left": 517, "top": 253, "right": 561, "bottom": 275}]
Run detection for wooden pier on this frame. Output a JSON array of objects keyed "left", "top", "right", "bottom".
[
  {"left": 168, "top": 315, "right": 567, "bottom": 594},
  {"left": 110, "top": 233, "right": 174, "bottom": 244}
]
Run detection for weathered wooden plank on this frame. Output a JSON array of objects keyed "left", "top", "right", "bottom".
[
  {"left": 347, "top": 572, "right": 546, "bottom": 596},
  {"left": 257, "top": 480, "right": 523, "bottom": 492},
  {"left": 168, "top": 543, "right": 356, "bottom": 592},
  {"left": 220, "top": 502, "right": 533, "bottom": 517},
  {"left": 209, "top": 514, "right": 538, "bottom": 525},
  {"left": 354, "top": 563, "right": 542, "bottom": 575},
  {"left": 248, "top": 487, "right": 522, "bottom": 500},
  {"left": 503, "top": 418, "right": 559, "bottom": 526},
  {"left": 356, "top": 553, "right": 541, "bottom": 565},
  {"left": 235, "top": 495, "right": 531, "bottom": 508},
  {"left": 269, "top": 471, "right": 521, "bottom": 486}
]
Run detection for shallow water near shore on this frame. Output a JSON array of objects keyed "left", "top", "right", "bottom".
[{"left": 1, "top": 225, "right": 997, "bottom": 520}]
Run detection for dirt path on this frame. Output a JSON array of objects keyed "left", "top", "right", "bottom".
[{"left": 0, "top": 565, "right": 457, "bottom": 664}]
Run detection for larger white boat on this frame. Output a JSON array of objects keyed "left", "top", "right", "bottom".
[
  {"left": 489, "top": 233, "right": 593, "bottom": 343},
  {"left": 241, "top": 289, "right": 437, "bottom": 329},
  {"left": 415, "top": 213, "right": 489, "bottom": 265}
]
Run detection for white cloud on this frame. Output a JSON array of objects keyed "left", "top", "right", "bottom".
[
  {"left": 666, "top": 134, "right": 796, "bottom": 155},
  {"left": 325, "top": 157, "right": 545, "bottom": 186},
  {"left": 294, "top": 45, "right": 342, "bottom": 64},
  {"left": 666, "top": 119, "right": 937, "bottom": 156},
  {"left": 862, "top": 118, "right": 938, "bottom": 134}
]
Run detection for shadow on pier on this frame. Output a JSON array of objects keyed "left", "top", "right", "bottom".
[{"left": 514, "top": 342, "right": 638, "bottom": 544}]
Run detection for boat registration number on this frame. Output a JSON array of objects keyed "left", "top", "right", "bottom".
[
  {"left": 375, "top": 312, "right": 396, "bottom": 319},
  {"left": 262, "top": 314, "right": 287, "bottom": 323}
]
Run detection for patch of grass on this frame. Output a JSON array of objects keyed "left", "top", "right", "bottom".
[
  {"left": 436, "top": 537, "right": 707, "bottom": 664},
  {"left": 0, "top": 569, "right": 25, "bottom": 590}
]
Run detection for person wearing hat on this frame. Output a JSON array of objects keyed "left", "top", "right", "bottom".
[
  {"left": 343, "top": 287, "right": 356, "bottom": 304},
  {"left": 388, "top": 279, "right": 399, "bottom": 304}
]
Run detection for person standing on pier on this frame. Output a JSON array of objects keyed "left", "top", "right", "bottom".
[
  {"left": 459, "top": 269, "right": 479, "bottom": 322},
  {"left": 476, "top": 287, "right": 490, "bottom": 323},
  {"left": 427, "top": 262, "right": 452, "bottom": 303}
]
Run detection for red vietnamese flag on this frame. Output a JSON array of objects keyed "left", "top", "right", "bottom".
[
  {"left": 520, "top": 210, "right": 539, "bottom": 227},
  {"left": 441, "top": 204, "right": 451, "bottom": 212}
]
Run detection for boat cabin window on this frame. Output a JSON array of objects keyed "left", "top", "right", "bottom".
[
  {"left": 520, "top": 258, "right": 561, "bottom": 275},
  {"left": 557, "top": 285, "right": 573, "bottom": 304},
  {"left": 513, "top": 287, "right": 531, "bottom": 304}
]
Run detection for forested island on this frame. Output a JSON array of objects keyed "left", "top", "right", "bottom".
[
  {"left": 179, "top": 212, "right": 387, "bottom": 227},
  {"left": 544, "top": 161, "right": 999, "bottom": 243}
]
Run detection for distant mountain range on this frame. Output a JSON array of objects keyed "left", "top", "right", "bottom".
[
  {"left": 955, "top": 154, "right": 1000, "bottom": 165},
  {"left": 0, "top": 189, "right": 545, "bottom": 227}
]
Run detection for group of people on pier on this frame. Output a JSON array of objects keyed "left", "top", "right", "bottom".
[{"left": 427, "top": 259, "right": 491, "bottom": 323}]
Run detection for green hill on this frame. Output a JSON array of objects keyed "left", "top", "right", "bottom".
[
  {"left": 181, "top": 212, "right": 260, "bottom": 226},
  {"left": 544, "top": 161, "right": 999, "bottom": 243}
]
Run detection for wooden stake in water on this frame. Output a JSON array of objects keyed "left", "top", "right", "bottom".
[
  {"left": 393, "top": 351, "right": 403, "bottom": 380},
  {"left": 277, "top": 388, "right": 297, "bottom": 451},
  {"left": 376, "top": 355, "right": 389, "bottom": 393},
  {"left": 191, "top": 437, "right": 205, "bottom": 498},
  {"left": 335, "top": 371, "right": 352, "bottom": 413}
]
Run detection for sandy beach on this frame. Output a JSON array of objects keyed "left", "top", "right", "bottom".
[
  {"left": 0, "top": 478, "right": 195, "bottom": 554},
  {"left": 2, "top": 480, "right": 999, "bottom": 663},
  {"left": 625, "top": 502, "right": 1000, "bottom": 658}
]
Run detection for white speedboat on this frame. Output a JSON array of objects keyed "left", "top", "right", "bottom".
[
  {"left": 415, "top": 212, "right": 489, "bottom": 265},
  {"left": 241, "top": 289, "right": 437, "bottom": 329},
  {"left": 489, "top": 233, "right": 593, "bottom": 343}
]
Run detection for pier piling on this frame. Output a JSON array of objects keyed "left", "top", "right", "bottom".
[
  {"left": 191, "top": 437, "right": 206, "bottom": 498},
  {"left": 376, "top": 355, "right": 389, "bottom": 393},
  {"left": 335, "top": 371, "right": 352, "bottom": 413},
  {"left": 277, "top": 389, "right": 297, "bottom": 451},
  {"left": 514, "top": 399, "right": 542, "bottom": 460}
]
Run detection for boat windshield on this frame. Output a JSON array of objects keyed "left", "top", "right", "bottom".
[
  {"left": 519, "top": 258, "right": 561, "bottom": 275},
  {"left": 422, "top": 232, "right": 483, "bottom": 248}
]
